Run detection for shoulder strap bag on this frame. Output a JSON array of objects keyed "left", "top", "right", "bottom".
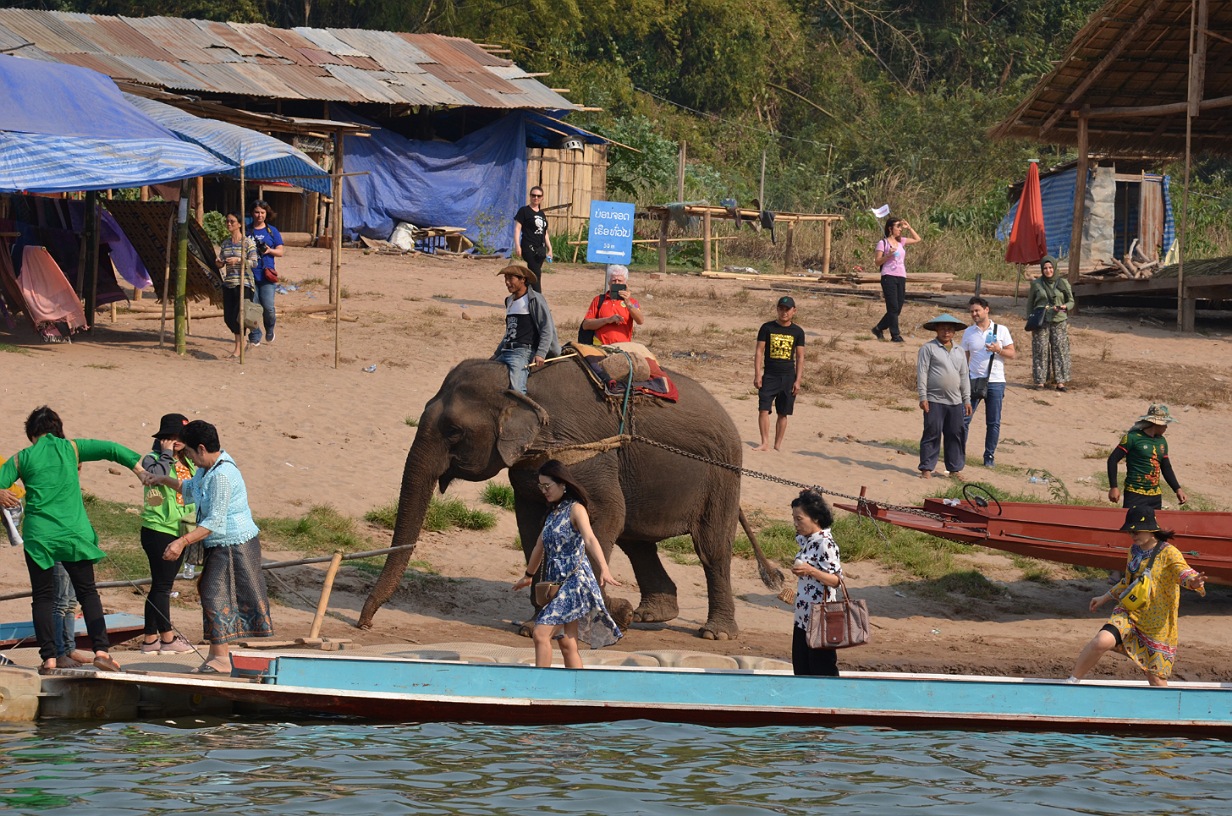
[
  {"left": 577, "top": 293, "right": 607, "bottom": 345},
  {"left": 969, "top": 323, "right": 996, "bottom": 400},
  {"left": 1119, "top": 544, "right": 1163, "bottom": 611},
  {"left": 806, "top": 577, "right": 870, "bottom": 649}
]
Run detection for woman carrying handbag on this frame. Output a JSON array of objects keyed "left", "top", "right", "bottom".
[
  {"left": 788, "top": 489, "right": 844, "bottom": 676},
  {"left": 512, "top": 459, "right": 622, "bottom": 668}
]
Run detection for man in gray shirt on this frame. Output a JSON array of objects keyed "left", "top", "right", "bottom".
[{"left": 916, "top": 313, "right": 971, "bottom": 478}]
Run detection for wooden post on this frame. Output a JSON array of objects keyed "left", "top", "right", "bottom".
[
  {"left": 84, "top": 191, "right": 99, "bottom": 329},
  {"left": 759, "top": 151, "right": 766, "bottom": 206},
  {"left": 702, "top": 208, "right": 712, "bottom": 273},
  {"left": 821, "top": 220, "right": 833, "bottom": 276},
  {"left": 1067, "top": 113, "right": 1089, "bottom": 285},
  {"left": 783, "top": 221, "right": 795, "bottom": 273},
  {"left": 174, "top": 181, "right": 190, "bottom": 355},
  {"left": 308, "top": 551, "right": 344, "bottom": 640},
  {"left": 158, "top": 212, "right": 174, "bottom": 348},
  {"left": 658, "top": 211, "right": 668, "bottom": 275},
  {"left": 194, "top": 176, "right": 205, "bottom": 225},
  {"left": 1178, "top": 0, "right": 1207, "bottom": 333},
  {"left": 677, "top": 141, "right": 686, "bottom": 201},
  {"left": 332, "top": 131, "right": 345, "bottom": 369}
]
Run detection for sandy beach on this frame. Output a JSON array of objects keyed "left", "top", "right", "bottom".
[{"left": 2, "top": 246, "right": 1229, "bottom": 681}]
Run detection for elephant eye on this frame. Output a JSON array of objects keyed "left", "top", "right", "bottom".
[{"left": 443, "top": 424, "right": 464, "bottom": 443}]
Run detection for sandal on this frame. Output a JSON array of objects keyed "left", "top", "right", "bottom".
[
  {"left": 1055, "top": 384, "right": 1067, "bottom": 393},
  {"left": 92, "top": 654, "right": 122, "bottom": 672}
]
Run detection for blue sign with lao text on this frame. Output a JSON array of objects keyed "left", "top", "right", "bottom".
[{"left": 586, "top": 200, "right": 635, "bottom": 265}]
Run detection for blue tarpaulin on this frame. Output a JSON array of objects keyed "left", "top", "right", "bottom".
[
  {"left": 997, "top": 167, "right": 1176, "bottom": 260},
  {"left": 126, "top": 94, "right": 331, "bottom": 195},
  {"left": 0, "top": 56, "right": 230, "bottom": 193},
  {"left": 338, "top": 107, "right": 528, "bottom": 248}
]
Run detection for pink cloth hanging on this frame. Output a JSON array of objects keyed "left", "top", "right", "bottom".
[{"left": 19, "top": 245, "right": 87, "bottom": 336}]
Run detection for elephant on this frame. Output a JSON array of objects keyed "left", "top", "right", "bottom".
[{"left": 358, "top": 355, "right": 784, "bottom": 640}]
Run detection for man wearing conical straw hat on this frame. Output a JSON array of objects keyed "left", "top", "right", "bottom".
[{"left": 916, "top": 314, "right": 972, "bottom": 479}]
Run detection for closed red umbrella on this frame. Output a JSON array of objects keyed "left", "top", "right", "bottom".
[{"left": 1005, "top": 160, "right": 1047, "bottom": 265}]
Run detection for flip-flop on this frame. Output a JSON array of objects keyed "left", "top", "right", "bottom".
[
  {"left": 92, "top": 654, "right": 122, "bottom": 672},
  {"left": 189, "top": 663, "right": 222, "bottom": 674}
]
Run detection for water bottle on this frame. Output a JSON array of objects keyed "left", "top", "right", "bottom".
[
  {"left": 180, "top": 563, "right": 196, "bottom": 580},
  {"left": 1028, "top": 476, "right": 1039, "bottom": 484}
]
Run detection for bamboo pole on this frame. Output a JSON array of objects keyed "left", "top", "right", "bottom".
[
  {"left": 822, "top": 220, "right": 833, "bottom": 276},
  {"left": 658, "top": 212, "right": 668, "bottom": 275},
  {"left": 1066, "top": 113, "right": 1089, "bottom": 285},
  {"left": 702, "top": 208, "right": 712, "bottom": 273},
  {"left": 174, "top": 181, "right": 190, "bottom": 355},
  {"left": 308, "top": 551, "right": 345, "bottom": 639},
  {"left": 332, "top": 131, "right": 345, "bottom": 369},
  {"left": 158, "top": 212, "right": 174, "bottom": 348}
]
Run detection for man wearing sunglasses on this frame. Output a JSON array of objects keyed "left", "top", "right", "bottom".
[{"left": 513, "top": 186, "right": 552, "bottom": 293}]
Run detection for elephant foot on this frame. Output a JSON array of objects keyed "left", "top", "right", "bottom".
[
  {"left": 631, "top": 593, "right": 679, "bottom": 624},
  {"left": 607, "top": 598, "right": 634, "bottom": 630},
  {"left": 698, "top": 621, "right": 737, "bottom": 641}
]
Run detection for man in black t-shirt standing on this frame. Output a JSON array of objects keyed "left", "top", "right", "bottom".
[
  {"left": 753, "top": 296, "right": 807, "bottom": 451},
  {"left": 513, "top": 186, "right": 552, "bottom": 293}
]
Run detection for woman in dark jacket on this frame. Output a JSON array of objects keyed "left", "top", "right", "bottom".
[{"left": 1025, "top": 255, "right": 1075, "bottom": 391}]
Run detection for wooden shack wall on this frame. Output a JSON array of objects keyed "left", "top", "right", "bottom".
[{"left": 526, "top": 144, "right": 608, "bottom": 239}]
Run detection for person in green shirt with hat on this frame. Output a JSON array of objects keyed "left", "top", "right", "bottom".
[
  {"left": 0, "top": 406, "right": 144, "bottom": 673},
  {"left": 1107, "top": 403, "right": 1187, "bottom": 511},
  {"left": 136, "top": 413, "right": 198, "bottom": 655}
]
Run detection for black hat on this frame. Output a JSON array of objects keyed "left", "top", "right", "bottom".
[
  {"left": 777, "top": 296, "right": 796, "bottom": 308},
  {"left": 153, "top": 413, "right": 189, "bottom": 440},
  {"left": 1121, "top": 506, "right": 1160, "bottom": 533}
]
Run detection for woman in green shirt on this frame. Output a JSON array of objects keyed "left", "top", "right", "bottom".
[{"left": 0, "top": 406, "right": 144, "bottom": 673}]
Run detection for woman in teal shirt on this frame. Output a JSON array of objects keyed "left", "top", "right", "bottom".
[
  {"left": 144, "top": 420, "right": 272, "bottom": 674},
  {"left": 0, "top": 406, "right": 143, "bottom": 673}
]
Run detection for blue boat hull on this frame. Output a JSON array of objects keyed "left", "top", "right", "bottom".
[
  {"left": 195, "top": 652, "right": 1232, "bottom": 737},
  {"left": 0, "top": 613, "right": 145, "bottom": 650}
]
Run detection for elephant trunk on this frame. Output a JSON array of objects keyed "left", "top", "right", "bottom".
[{"left": 357, "top": 427, "right": 448, "bottom": 629}]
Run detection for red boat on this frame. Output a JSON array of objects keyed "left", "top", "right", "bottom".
[{"left": 835, "top": 486, "right": 1232, "bottom": 585}]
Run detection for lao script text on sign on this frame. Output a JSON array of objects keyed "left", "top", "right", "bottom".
[{"left": 586, "top": 201, "right": 635, "bottom": 265}]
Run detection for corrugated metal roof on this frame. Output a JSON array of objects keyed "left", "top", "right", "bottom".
[
  {"left": 331, "top": 28, "right": 429, "bottom": 73},
  {"left": 0, "top": 9, "right": 577, "bottom": 110}
]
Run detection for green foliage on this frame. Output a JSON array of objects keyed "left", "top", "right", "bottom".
[
  {"left": 258, "top": 505, "right": 366, "bottom": 555},
  {"left": 481, "top": 481, "right": 515, "bottom": 511},
  {"left": 365, "top": 497, "right": 496, "bottom": 532},
  {"left": 202, "top": 211, "right": 228, "bottom": 245}
]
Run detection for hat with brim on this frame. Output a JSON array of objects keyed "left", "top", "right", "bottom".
[
  {"left": 922, "top": 313, "right": 967, "bottom": 331},
  {"left": 153, "top": 413, "right": 189, "bottom": 440},
  {"left": 497, "top": 263, "right": 537, "bottom": 287},
  {"left": 1138, "top": 403, "right": 1177, "bottom": 426},
  {"left": 1121, "top": 506, "right": 1160, "bottom": 533}
]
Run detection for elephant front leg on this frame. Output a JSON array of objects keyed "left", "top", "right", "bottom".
[{"left": 618, "top": 540, "right": 679, "bottom": 624}]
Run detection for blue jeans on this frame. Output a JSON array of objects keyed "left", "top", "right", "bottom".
[
  {"left": 963, "top": 381, "right": 1004, "bottom": 464},
  {"left": 51, "top": 562, "right": 78, "bottom": 657},
  {"left": 494, "top": 345, "right": 534, "bottom": 393},
  {"left": 249, "top": 280, "right": 277, "bottom": 342}
]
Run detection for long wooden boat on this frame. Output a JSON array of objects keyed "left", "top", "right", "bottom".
[
  {"left": 86, "top": 650, "right": 1232, "bottom": 737},
  {"left": 834, "top": 493, "right": 1232, "bottom": 584},
  {"left": 0, "top": 612, "right": 145, "bottom": 650}
]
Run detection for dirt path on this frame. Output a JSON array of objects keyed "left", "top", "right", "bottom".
[{"left": 2, "top": 247, "right": 1228, "bottom": 681}]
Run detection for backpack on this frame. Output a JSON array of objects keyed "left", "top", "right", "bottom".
[{"left": 576, "top": 293, "right": 608, "bottom": 345}]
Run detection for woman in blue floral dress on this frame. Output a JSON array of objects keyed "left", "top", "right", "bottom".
[
  {"left": 512, "top": 460, "right": 622, "bottom": 667},
  {"left": 790, "top": 489, "right": 843, "bottom": 676}
]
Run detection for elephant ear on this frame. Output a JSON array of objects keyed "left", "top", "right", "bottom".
[{"left": 496, "top": 391, "right": 549, "bottom": 467}]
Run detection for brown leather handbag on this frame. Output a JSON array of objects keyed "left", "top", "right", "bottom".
[{"left": 806, "top": 578, "right": 870, "bottom": 649}]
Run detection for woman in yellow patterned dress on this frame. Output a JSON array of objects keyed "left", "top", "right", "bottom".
[{"left": 1069, "top": 506, "right": 1205, "bottom": 686}]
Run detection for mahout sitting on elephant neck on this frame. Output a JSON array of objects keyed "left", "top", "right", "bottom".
[{"left": 358, "top": 357, "right": 784, "bottom": 641}]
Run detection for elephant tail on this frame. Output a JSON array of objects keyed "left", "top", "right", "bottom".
[{"left": 740, "top": 508, "right": 785, "bottom": 591}]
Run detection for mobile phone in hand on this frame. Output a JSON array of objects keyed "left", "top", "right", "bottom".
[{"left": 609, "top": 283, "right": 627, "bottom": 300}]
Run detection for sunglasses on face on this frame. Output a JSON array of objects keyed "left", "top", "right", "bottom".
[{"left": 530, "top": 194, "right": 543, "bottom": 199}]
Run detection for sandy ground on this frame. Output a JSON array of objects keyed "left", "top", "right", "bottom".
[{"left": 2, "top": 245, "right": 1230, "bottom": 681}]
